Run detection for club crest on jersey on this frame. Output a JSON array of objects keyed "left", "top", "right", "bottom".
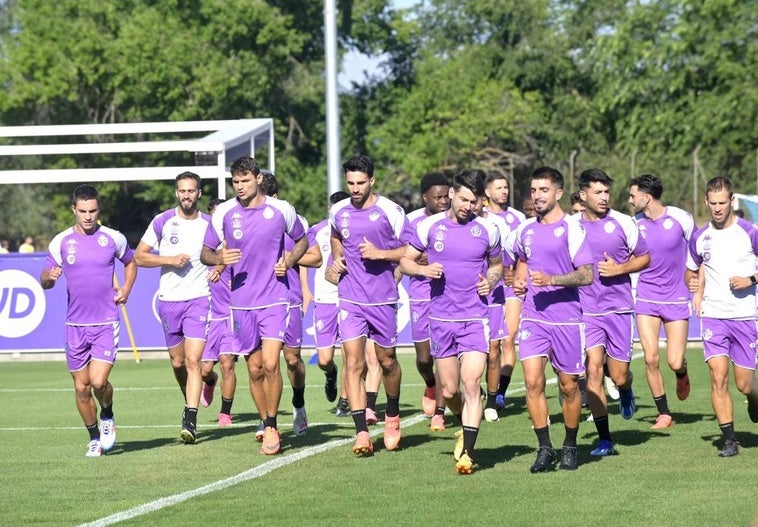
[
  {"left": 702, "top": 327, "right": 713, "bottom": 340},
  {"left": 663, "top": 218, "right": 674, "bottom": 230},
  {"left": 369, "top": 211, "right": 381, "bottom": 222},
  {"left": 66, "top": 239, "right": 77, "bottom": 254},
  {"left": 554, "top": 226, "right": 565, "bottom": 237},
  {"left": 470, "top": 225, "right": 482, "bottom": 237},
  {"left": 315, "top": 319, "right": 324, "bottom": 331},
  {"left": 434, "top": 229, "right": 446, "bottom": 241},
  {"left": 604, "top": 222, "right": 616, "bottom": 234},
  {"left": 231, "top": 213, "right": 242, "bottom": 229},
  {"left": 233, "top": 229, "right": 243, "bottom": 240},
  {"left": 97, "top": 235, "right": 108, "bottom": 247},
  {"left": 339, "top": 212, "right": 350, "bottom": 227},
  {"left": 519, "top": 329, "right": 531, "bottom": 340},
  {"left": 263, "top": 207, "right": 274, "bottom": 220}
]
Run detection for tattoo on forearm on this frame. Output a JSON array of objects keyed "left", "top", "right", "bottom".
[{"left": 551, "top": 264, "right": 593, "bottom": 287}]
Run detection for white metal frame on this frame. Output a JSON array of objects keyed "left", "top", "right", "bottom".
[{"left": 0, "top": 119, "right": 275, "bottom": 198}]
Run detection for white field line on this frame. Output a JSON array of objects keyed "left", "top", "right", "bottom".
[{"left": 77, "top": 413, "right": 428, "bottom": 527}]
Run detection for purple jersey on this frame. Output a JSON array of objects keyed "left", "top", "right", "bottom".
[
  {"left": 409, "top": 212, "right": 501, "bottom": 320},
  {"left": 330, "top": 195, "right": 409, "bottom": 305},
  {"left": 204, "top": 196, "right": 305, "bottom": 309},
  {"left": 209, "top": 266, "right": 231, "bottom": 320},
  {"left": 406, "top": 207, "right": 434, "bottom": 302},
  {"left": 285, "top": 215, "right": 315, "bottom": 306},
  {"left": 482, "top": 212, "right": 515, "bottom": 305},
  {"left": 515, "top": 214, "right": 594, "bottom": 323},
  {"left": 45, "top": 225, "right": 134, "bottom": 325},
  {"left": 578, "top": 209, "right": 649, "bottom": 315},
  {"left": 635, "top": 206, "right": 694, "bottom": 304}
]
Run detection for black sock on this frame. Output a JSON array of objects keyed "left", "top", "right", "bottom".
[
  {"left": 498, "top": 375, "right": 511, "bottom": 396},
  {"left": 325, "top": 366, "right": 337, "bottom": 380},
  {"left": 563, "top": 425, "right": 578, "bottom": 447},
  {"left": 434, "top": 406, "right": 445, "bottom": 416},
  {"left": 292, "top": 386, "right": 305, "bottom": 409},
  {"left": 100, "top": 405, "right": 113, "bottom": 420},
  {"left": 534, "top": 426, "right": 552, "bottom": 448},
  {"left": 603, "top": 362, "right": 611, "bottom": 378},
  {"left": 425, "top": 377, "right": 436, "bottom": 388},
  {"left": 675, "top": 368, "right": 688, "bottom": 379},
  {"left": 462, "top": 425, "right": 479, "bottom": 455},
  {"left": 485, "top": 391, "right": 498, "bottom": 409},
  {"left": 220, "top": 397, "right": 233, "bottom": 415},
  {"left": 264, "top": 414, "right": 277, "bottom": 429},
  {"left": 186, "top": 407, "right": 198, "bottom": 426},
  {"left": 86, "top": 423, "right": 100, "bottom": 441},
  {"left": 385, "top": 394, "right": 400, "bottom": 417},
  {"left": 206, "top": 374, "right": 217, "bottom": 386},
  {"left": 654, "top": 394, "right": 670, "bottom": 415},
  {"left": 352, "top": 409, "right": 368, "bottom": 433},
  {"left": 719, "top": 422, "right": 736, "bottom": 441},
  {"left": 453, "top": 412, "right": 463, "bottom": 426},
  {"left": 366, "top": 392, "right": 378, "bottom": 411},
  {"left": 593, "top": 414, "right": 612, "bottom": 441}
]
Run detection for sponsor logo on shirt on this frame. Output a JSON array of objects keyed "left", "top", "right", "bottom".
[
  {"left": 604, "top": 222, "right": 616, "bottom": 234},
  {"left": 263, "top": 207, "right": 274, "bottom": 220},
  {"left": 98, "top": 235, "right": 109, "bottom": 247}
]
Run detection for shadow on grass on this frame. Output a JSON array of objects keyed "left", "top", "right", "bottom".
[
  {"left": 470, "top": 444, "right": 535, "bottom": 470},
  {"left": 703, "top": 430, "right": 758, "bottom": 450}
]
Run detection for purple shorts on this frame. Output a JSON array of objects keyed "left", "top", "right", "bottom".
[
  {"left": 339, "top": 301, "right": 397, "bottom": 348},
  {"left": 284, "top": 304, "right": 303, "bottom": 349},
  {"left": 410, "top": 300, "right": 431, "bottom": 343},
  {"left": 158, "top": 297, "right": 209, "bottom": 348},
  {"left": 701, "top": 317, "right": 758, "bottom": 370},
  {"left": 635, "top": 299, "right": 691, "bottom": 322},
  {"left": 488, "top": 304, "right": 507, "bottom": 341},
  {"left": 430, "top": 318, "right": 489, "bottom": 359},
  {"left": 65, "top": 323, "right": 119, "bottom": 372},
  {"left": 518, "top": 319, "right": 585, "bottom": 375},
  {"left": 583, "top": 313, "right": 634, "bottom": 362},
  {"left": 231, "top": 304, "right": 288, "bottom": 355},
  {"left": 313, "top": 302, "right": 340, "bottom": 349},
  {"left": 202, "top": 318, "right": 236, "bottom": 361}
]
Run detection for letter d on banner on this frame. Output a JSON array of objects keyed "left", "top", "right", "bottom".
[{"left": 0, "top": 270, "right": 46, "bottom": 338}]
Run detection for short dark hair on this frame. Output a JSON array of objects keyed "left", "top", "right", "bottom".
[
  {"left": 531, "top": 166, "right": 564, "bottom": 189},
  {"left": 630, "top": 174, "right": 663, "bottom": 200},
  {"left": 419, "top": 173, "right": 450, "bottom": 194},
  {"left": 569, "top": 191, "right": 582, "bottom": 205},
  {"left": 230, "top": 156, "right": 261, "bottom": 177},
  {"left": 259, "top": 170, "right": 278, "bottom": 197},
  {"left": 72, "top": 184, "right": 100, "bottom": 206},
  {"left": 175, "top": 171, "right": 201, "bottom": 188},
  {"left": 342, "top": 155, "right": 374, "bottom": 178},
  {"left": 706, "top": 176, "right": 733, "bottom": 198},
  {"left": 578, "top": 168, "right": 613, "bottom": 190},
  {"left": 452, "top": 169, "right": 486, "bottom": 198},
  {"left": 208, "top": 198, "right": 224, "bottom": 213},
  {"left": 329, "top": 191, "right": 349, "bottom": 205},
  {"left": 484, "top": 172, "right": 508, "bottom": 187}
]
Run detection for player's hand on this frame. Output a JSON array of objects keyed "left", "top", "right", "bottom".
[
  {"left": 692, "top": 292, "right": 703, "bottom": 318},
  {"left": 170, "top": 253, "right": 191, "bottom": 269},
  {"left": 424, "top": 262, "right": 444, "bottom": 280},
  {"left": 274, "top": 256, "right": 288, "bottom": 277},
  {"left": 359, "top": 237, "right": 382, "bottom": 260},
  {"left": 597, "top": 252, "right": 619, "bottom": 277},
  {"left": 48, "top": 266, "right": 63, "bottom": 281},
  {"left": 476, "top": 274, "right": 491, "bottom": 296},
  {"left": 330, "top": 256, "right": 347, "bottom": 275},
  {"left": 218, "top": 241, "right": 241, "bottom": 265},
  {"left": 529, "top": 269, "right": 551, "bottom": 287},
  {"left": 513, "top": 277, "right": 527, "bottom": 297},
  {"left": 113, "top": 286, "right": 129, "bottom": 306},
  {"left": 687, "top": 274, "right": 700, "bottom": 293},
  {"left": 503, "top": 267, "right": 514, "bottom": 287},
  {"left": 207, "top": 268, "right": 221, "bottom": 283}
]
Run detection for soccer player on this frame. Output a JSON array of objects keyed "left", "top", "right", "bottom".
[
  {"left": 399, "top": 169, "right": 504, "bottom": 474},
  {"left": 201, "top": 156, "right": 308, "bottom": 455},
  {"left": 328, "top": 154, "right": 408, "bottom": 456},
  {"left": 685, "top": 176, "right": 758, "bottom": 457},
  {"left": 258, "top": 170, "right": 322, "bottom": 437},
  {"left": 577, "top": 169, "right": 650, "bottom": 457},
  {"left": 483, "top": 173, "right": 526, "bottom": 414},
  {"left": 134, "top": 172, "right": 211, "bottom": 444},
  {"left": 512, "top": 167, "right": 594, "bottom": 472},
  {"left": 40, "top": 184, "right": 137, "bottom": 457},
  {"left": 569, "top": 191, "right": 585, "bottom": 215},
  {"left": 629, "top": 174, "right": 694, "bottom": 429},
  {"left": 199, "top": 198, "right": 238, "bottom": 427},
  {"left": 406, "top": 172, "right": 451, "bottom": 430},
  {"left": 311, "top": 191, "right": 351, "bottom": 416}
]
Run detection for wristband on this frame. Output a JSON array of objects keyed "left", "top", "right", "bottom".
[{"left": 750, "top": 275, "right": 757, "bottom": 285}]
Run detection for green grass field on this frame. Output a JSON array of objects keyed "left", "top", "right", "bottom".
[{"left": 1, "top": 347, "right": 757, "bottom": 527}]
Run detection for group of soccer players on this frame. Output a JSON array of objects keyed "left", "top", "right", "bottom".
[{"left": 41, "top": 155, "right": 758, "bottom": 473}]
